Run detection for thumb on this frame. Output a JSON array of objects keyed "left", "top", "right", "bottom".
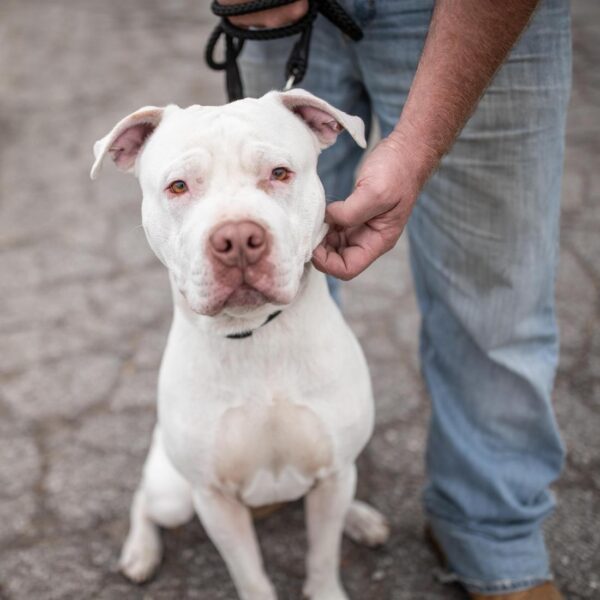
[{"left": 326, "top": 183, "right": 383, "bottom": 228}]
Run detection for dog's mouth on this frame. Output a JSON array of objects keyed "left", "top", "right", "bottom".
[
  {"left": 181, "top": 279, "right": 286, "bottom": 317},
  {"left": 223, "top": 283, "right": 269, "bottom": 309},
  {"left": 179, "top": 253, "right": 306, "bottom": 317}
]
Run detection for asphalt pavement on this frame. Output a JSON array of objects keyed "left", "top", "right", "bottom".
[{"left": 0, "top": 1, "right": 598, "bottom": 598}]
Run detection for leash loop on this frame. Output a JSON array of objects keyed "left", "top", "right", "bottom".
[
  {"left": 211, "top": 0, "right": 299, "bottom": 18},
  {"left": 205, "top": 0, "right": 363, "bottom": 101}
]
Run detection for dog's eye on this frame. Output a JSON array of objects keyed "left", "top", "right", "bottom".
[
  {"left": 167, "top": 180, "right": 188, "bottom": 195},
  {"left": 270, "top": 167, "right": 291, "bottom": 182}
]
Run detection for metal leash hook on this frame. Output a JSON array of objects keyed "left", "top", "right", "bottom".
[
  {"left": 284, "top": 74, "right": 296, "bottom": 92},
  {"left": 205, "top": 0, "right": 363, "bottom": 102}
]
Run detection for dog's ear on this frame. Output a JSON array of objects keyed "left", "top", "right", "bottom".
[
  {"left": 274, "top": 89, "right": 367, "bottom": 150},
  {"left": 90, "top": 106, "right": 165, "bottom": 179}
]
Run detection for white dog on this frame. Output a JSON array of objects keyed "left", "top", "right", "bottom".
[{"left": 91, "top": 89, "right": 389, "bottom": 600}]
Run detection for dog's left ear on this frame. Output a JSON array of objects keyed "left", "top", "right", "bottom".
[
  {"left": 90, "top": 106, "right": 166, "bottom": 179},
  {"left": 273, "top": 89, "right": 367, "bottom": 150}
]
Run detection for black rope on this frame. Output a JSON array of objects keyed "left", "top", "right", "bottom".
[
  {"left": 211, "top": 0, "right": 299, "bottom": 17},
  {"left": 205, "top": 0, "right": 363, "bottom": 101}
]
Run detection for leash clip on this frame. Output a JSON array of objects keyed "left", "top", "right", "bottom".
[{"left": 284, "top": 74, "right": 296, "bottom": 91}]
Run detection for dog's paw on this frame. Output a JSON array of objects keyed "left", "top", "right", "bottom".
[
  {"left": 119, "top": 523, "right": 162, "bottom": 583},
  {"left": 239, "top": 582, "right": 278, "bottom": 600},
  {"left": 343, "top": 500, "right": 390, "bottom": 547},
  {"left": 303, "top": 581, "right": 349, "bottom": 600}
]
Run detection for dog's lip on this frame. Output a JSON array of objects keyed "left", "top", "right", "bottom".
[
  {"left": 181, "top": 282, "right": 277, "bottom": 316},
  {"left": 223, "top": 283, "right": 269, "bottom": 308}
]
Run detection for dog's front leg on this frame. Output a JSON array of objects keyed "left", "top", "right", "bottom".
[
  {"left": 193, "top": 488, "right": 276, "bottom": 600},
  {"left": 303, "top": 466, "right": 356, "bottom": 600}
]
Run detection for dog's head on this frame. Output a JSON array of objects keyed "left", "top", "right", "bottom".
[{"left": 91, "top": 90, "right": 365, "bottom": 317}]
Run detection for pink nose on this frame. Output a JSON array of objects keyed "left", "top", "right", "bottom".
[{"left": 209, "top": 220, "right": 268, "bottom": 268}]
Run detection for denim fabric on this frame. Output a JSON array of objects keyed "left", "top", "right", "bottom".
[{"left": 239, "top": 0, "right": 572, "bottom": 594}]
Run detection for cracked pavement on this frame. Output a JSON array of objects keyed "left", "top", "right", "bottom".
[{"left": 0, "top": 1, "right": 599, "bottom": 599}]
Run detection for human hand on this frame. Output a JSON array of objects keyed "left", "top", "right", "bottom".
[
  {"left": 218, "top": 0, "right": 309, "bottom": 29},
  {"left": 312, "top": 130, "right": 436, "bottom": 280}
]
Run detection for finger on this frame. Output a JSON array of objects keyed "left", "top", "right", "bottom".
[
  {"left": 312, "top": 227, "right": 389, "bottom": 280},
  {"left": 321, "top": 227, "right": 343, "bottom": 250},
  {"left": 311, "top": 245, "right": 329, "bottom": 270},
  {"left": 326, "top": 184, "right": 387, "bottom": 229},
  {"left": 312, "top": 242, "right": 376, "bottom": 280}
]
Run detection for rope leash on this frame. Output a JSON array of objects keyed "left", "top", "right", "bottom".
[{"left": 205, "top": 0, "right": 363, "bottom": 101}]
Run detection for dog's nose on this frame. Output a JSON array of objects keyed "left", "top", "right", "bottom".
[{"left": 209, "top": 221, "right": 268, "bottom": 268}]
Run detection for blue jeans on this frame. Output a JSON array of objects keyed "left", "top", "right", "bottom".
[{"left": 240, "top": 0, "right": 571, "bottom": 594}]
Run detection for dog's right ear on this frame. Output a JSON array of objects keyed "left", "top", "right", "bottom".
[{"left": 90, "top": 106, "right": 164, "bottom": 179}]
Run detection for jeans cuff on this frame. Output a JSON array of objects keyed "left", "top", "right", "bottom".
[
  {"left": 427, "top": 513, "right": 553, "bottom": 595},
  {"left": 434, "top": 567, "right": 553, "bottom": 595}
]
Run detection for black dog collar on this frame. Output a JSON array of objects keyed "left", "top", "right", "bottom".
[{"left": 226, "top": 309, "right": 283, "bottom": 339}]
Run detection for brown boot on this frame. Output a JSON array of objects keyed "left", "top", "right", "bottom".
[
  {"left": 424, "top": 525, "right": 563, "bottom": 600},
  {"left": 469, "top": 582, "right": 562, "bottom": 599}
]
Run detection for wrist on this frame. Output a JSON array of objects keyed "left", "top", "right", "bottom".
[
  {"left": 379, "top": 126, "right": 440, "bottom": 206},
  {"left": 388, "top": 123, "right": 443, "bottom": 190}
]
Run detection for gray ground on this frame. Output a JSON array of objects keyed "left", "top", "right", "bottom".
[{"left": 0, "top": 1, "right": 599, "bottom": 599}]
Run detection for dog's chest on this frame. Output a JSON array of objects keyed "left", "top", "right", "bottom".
[{"left": 214, "top": 396, "right": 333, "bottom": 506}]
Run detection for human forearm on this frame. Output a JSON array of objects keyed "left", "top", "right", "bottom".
[
  {"left": 393, "top": 0, "right": 541, "bottom": 184},
  {"left": 314, "top": 0, "right": 542, "bottom": 279}
]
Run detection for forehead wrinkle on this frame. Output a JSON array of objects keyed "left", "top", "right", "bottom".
[
  {"left": 156, "top": 110, "right": 298, "bottom": 182},
  {"left": 159, "top": 148, "right": 212, "bottom": 187},
  {"left": 240, "top": 141, "right": 294, "bottom": 172}
]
